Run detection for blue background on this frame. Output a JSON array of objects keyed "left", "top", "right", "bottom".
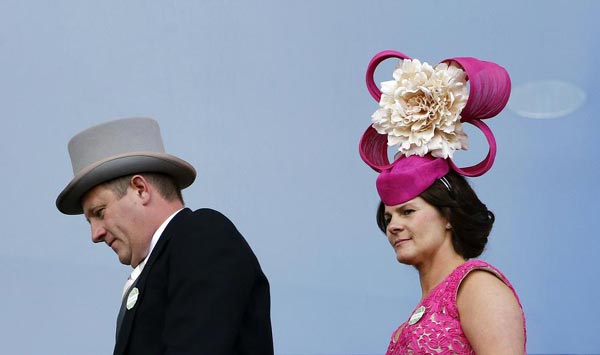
[{"left": 1, "top": 1, "right": 598, "bottom": 354}]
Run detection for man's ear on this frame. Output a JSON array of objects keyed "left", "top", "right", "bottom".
[{"left": 130, "top": 175, "right": 151, "bottom": 204}]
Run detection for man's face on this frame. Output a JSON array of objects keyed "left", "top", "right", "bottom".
[{"left": 82, "top": 184, "right": 150, "bottom": 267}]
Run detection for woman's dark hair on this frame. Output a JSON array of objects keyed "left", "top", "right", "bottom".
[{"left": 376, "top": 171, "right": 495, "bottom": 259}]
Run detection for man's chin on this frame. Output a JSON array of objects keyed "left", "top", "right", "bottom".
[{"left": 117, "top": 254, "right": 132, "bottom": 266}]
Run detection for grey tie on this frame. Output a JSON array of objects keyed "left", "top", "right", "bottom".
[{"left": 115, "top": 278, "right": 138, "bottom": 340}]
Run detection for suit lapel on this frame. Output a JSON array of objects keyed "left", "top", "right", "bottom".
[{"left": 113, "top": 208, "right": 190, "bottom": 355}]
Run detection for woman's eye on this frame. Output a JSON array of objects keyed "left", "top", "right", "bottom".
[{"left": 402, "top": 209, "right": 415, "bottom": 216}]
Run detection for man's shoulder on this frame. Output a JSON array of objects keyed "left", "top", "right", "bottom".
[
  {"left": 175, "top": 208, "right": 236, "bottom": 229},
  {"left": 189, "top": 207, "right": 230, "bottom": 220},
  {"left": 165, "top": 208, "right": 257, "bottom": 263},
  {"left": 168, "top": 208, "right": 244, "bottom": 245}
]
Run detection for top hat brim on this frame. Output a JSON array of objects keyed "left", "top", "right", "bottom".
[{"left": 56, "top": 152, "right": 196, "bottom": 215}]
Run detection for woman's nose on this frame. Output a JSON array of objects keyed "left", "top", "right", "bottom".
[{"left": 387, "top": 216, "right": 404, "bottom": 235}]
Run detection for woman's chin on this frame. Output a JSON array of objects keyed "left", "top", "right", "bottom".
[{"left": 395, "top": 253, "right": 416, "bottom": 265}]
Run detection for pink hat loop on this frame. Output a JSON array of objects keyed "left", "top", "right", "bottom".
[
  {"left": 443, "top": 57, "right": 511, "bottom": 120},
  {"left": 361, "top": 50, "right": 411, "bottom": 172},
  {"left": 359, "top": 126, "right": 391, "bottom": 172},
  {"left": 365, "top": 50, "right": 411, "bottom": 101},
  {"left": 447, "top": 119, "right": 496, "bottom": 177}
]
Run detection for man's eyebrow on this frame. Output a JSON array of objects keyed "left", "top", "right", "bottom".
[
  {"left": 83, "top": 210, "right": 92, "bottom": 223},
  {"left": 83, "top": 205, "right": 99, "bottom": 223}
]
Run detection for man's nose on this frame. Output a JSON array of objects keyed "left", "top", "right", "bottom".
[{"left": 91, "top": 223, "right": 107, "bottom": 243}]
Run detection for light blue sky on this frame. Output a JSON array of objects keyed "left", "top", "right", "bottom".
[{"left": 1, "top": 1, "right": 598, "bottom": 354}]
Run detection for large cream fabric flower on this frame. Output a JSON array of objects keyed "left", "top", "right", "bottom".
[{"left": 371, "top": 59, "right": 469, "bottom": 158}]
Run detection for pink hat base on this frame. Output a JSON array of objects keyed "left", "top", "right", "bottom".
[{"left": 377, "top": 155, "right": 450, "bottom": 206}]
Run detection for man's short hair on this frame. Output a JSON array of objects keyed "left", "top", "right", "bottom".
[{"left": 101, "top": 173, "right": 184, "bottom": 203}]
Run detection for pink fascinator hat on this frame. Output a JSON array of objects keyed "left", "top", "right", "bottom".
[{"left": 359, "top": 50, "right": 511, "bottom": 206}]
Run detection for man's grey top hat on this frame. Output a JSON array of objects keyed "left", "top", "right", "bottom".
[{"left": 56, "top": 117, "right": 196, "bottom": 215}]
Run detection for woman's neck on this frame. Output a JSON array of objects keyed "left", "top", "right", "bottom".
[{"left": 417, "top": 252, "right": 466, "bottom": 300}]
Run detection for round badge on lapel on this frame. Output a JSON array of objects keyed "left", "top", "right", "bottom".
[
  {"left": 126, "top": 287, "right": 139, "bottom": 310},
  {"left": 408, "top": 305, "right": 426, "bottom": 325}
]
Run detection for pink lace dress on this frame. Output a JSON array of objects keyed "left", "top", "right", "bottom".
[{"left": 385, "top": 260, "right": 526, "bottom": 354}]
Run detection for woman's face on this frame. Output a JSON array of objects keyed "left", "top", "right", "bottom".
[{"left": 383, "top": 196, "right": 452, "bottom": 266}]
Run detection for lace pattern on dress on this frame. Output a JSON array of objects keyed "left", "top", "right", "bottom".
[{"left": 384, "top": 260, "right": 525, "bottom": 355}]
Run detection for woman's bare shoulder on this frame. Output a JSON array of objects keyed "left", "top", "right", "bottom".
[{"left": 457, "top": 269, "right": 525, "bottom": 354}]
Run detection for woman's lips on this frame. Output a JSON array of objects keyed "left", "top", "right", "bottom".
[{"left": 394, "top": 239, "right": 410, "bottom": 247}]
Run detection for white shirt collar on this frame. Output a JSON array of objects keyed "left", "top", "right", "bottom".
[{"left": 129, "top": 208, "right": 183, "bottom": 282}]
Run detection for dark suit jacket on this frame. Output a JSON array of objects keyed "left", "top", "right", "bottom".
[{"left": 113, "top": 208, "right": 273, "bottom": 355}]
